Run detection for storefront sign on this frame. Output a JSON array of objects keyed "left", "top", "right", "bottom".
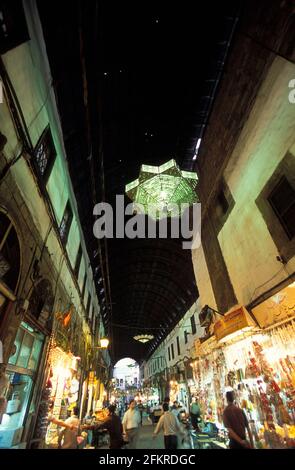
[
  {"left": 214, "top": 306, "right": 251, "bottom": 342},
  {"left": 194, "top": 335, "right": 216, "bottom": 356},
  {"left": 252, "top": 281, "right": 295, "bottom": 328}
]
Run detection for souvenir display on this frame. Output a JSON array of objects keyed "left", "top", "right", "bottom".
[{"left": 191, "top": 319, "right": 295, "bottom": 448}]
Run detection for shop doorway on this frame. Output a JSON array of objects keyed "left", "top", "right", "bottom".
[{"left": 0, "top": 321, "right": 45, "bottom": 448}]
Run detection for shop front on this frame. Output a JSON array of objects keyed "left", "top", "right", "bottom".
[
  {"left": 0, "top": 321, "right": 45, "bottom": 448},
  {"left": 44, "top": 347, "right": 81, "bottom": 448},
  {"left": 191, "top": 299, "right": 295, "bottom": 449},
  {"left": 142, "top": 380, "right": 160, "bottom": 407},
  {"left": 169, "top": 378, "right": 189, "bottom": 411}
]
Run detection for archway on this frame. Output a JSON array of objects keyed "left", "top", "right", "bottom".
[{"left": 113, "top": 357, "right": 140, "bottom": 391}]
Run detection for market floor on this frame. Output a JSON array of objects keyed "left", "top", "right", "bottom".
[
  {"left": 92, "top": 414, "right": 191, "bottom": 450},
  {"left": 92, "top": 414, "right": 165, "bottom": 449},
  {"left": 136, "top": 421, "right": 164, "bottom": 449}
]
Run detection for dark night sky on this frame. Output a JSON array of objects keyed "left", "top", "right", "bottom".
[{"left": 100, "top": 1, "right": 240, "bottom": 198}]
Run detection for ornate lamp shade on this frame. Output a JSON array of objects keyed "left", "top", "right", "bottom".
[
  {"left": 133, "top": 334, "right": 154, "bottom": 343},
  {"left": 125, "top": 159, "right": 198, "bottom": 219}
]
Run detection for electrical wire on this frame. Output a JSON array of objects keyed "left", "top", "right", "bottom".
[
  {"left": 248, "top": 266, "right": 286, "bottom": 304},
  {"left": 111, "top": 321, "right": 201, "bottom": 331}
]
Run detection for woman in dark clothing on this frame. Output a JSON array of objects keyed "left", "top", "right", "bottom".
[{"left": 82, "top": 405, "right": 124, "bottom": 449}]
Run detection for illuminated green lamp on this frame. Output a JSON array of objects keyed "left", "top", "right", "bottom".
[{"left": 125, "top": 159, "right": 198, "bottom": 219}]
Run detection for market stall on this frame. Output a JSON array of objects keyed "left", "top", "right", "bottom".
[
  {"left": 191, "top": 308, "right": 295, "bottom": 449},
  {"left": 44, "top": 347, "right": 81, "bottom": 447}
]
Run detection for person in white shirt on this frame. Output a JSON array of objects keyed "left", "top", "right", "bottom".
[
  {"left": 153, "top": 403, "right": 185, "bottom": 449},
  {"left": 58, "top": 406, "right": 80, "bottom": 449},
  {"left": 122, "top": 400, "right": 141, "bottom": 449}
]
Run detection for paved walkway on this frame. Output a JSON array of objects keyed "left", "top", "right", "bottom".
[
  {"left": 136, "top": 417, "right": 164, "bottom": 449},
  {"left": 90, "top": 413, "right": 191, "bottom": 450}
]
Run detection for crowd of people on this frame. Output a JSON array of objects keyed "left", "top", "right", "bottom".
[{"left": 48, "top": 391, "right": 254, "bottom": 450}]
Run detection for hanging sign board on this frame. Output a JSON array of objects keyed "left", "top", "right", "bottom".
[
  {"left": 214, "top": 306, "right": 250, "bottom": 342},
  {"left": 251, "top": 281, "right": 295, "bottom": 328}
]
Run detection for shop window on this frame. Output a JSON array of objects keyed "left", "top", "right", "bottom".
[
  {"left": 81, "top": 273, "right": 86, "bottom": 299},
  {"left": 0, "top": 372, "right": 34, "bottom": 446},
  {"left": 184, "top": 330, "right": 188, "bottom": 344},
  {"left": 17, "top": 331, "right": 34, "bottom": 369},
  {"left": 1, "top": 322, "right": 44, "bottom": 447},
  {"left": 0, "top": 0, "right": 30, "bottom": 54},
  {"left": 34, "top": 126, "right": 57, "bottom": 184},
  {"left": 217, "top": 190, "right": 229, "bottom": 215},
  {"left": 171, "top": 343, "right": 175, "bottom": 360},
  {"left": 256, "top": 152, "right": 295, "bottom": 263},
  {"left": 74, "top": 244, "right": 82, "bottom": 277},
  {"left": 213, "top": 181, "right": 235, "bottom": 234},
  {"left": 268, "top": 176, "right": 295, "bottom": 240},
  {"left": 8, "top": 326, "right": 24, "bottom": 365},
  {"left": 8, "top": 322, "right": 44, "bottom": 371},
  {"left": 91, "top": 310, "right": 96, "bottom": 333},
  {"left": 177, "top": 336, "right": 181, "bottom": 355},
  {"left": 0, "top": 211, "right": 21, "bottom": 293},
  {"left": 86, "top": 293, "right": 91, "bottom": 317},
  {"left": 59, "top": 201, "right": 73, "bottom": 245},
  {"left": 190, "top": 314, "right": 196, "bottom": 335}
]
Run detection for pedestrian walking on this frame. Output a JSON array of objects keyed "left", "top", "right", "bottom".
[
  {"left": 122, "top": 399, "right": 141, "bottom": 449},
  {"left": 137, "top": 400, "right": 144, "bottom": 426},
  {"left": 153, "top": 403, "right": 185, "bottom": 449},
  {"left": 223, "top": 391, "right": 254, "bottom": 449}
]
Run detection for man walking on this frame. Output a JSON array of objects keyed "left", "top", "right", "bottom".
[
  {"left": 137, "top": 400, "right": 144, "bottom": 426},
  {"left": 83, "top": 404, "right": 124, "bottom": 449},
  {"left": 153, "top": 402, "right": 185, "bottom": 449},
  {"left": 122, "top": 400, "right": 141, "bottom": 449},
  {"left": 223, "top": 391, "right": 254, "bottom": 449}
]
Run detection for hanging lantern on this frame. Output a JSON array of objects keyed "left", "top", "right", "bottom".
[
  {"left": 125, "top": 159, "right": 198, "bottom": 219},
  {"left": 133, "top": 334, "right": 154, "bottom": 343}
]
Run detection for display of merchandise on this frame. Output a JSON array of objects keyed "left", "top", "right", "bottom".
[{"left": 190, "top": 319, "right": 295, "bottom": 449}]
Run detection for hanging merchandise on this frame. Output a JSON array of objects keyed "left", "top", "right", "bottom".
[
  {"left": 44, "top": 347, "right": 81, "bottom": 447},
  {"left": 191, "top": 317, "right": 295, "bottom": 448}
]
